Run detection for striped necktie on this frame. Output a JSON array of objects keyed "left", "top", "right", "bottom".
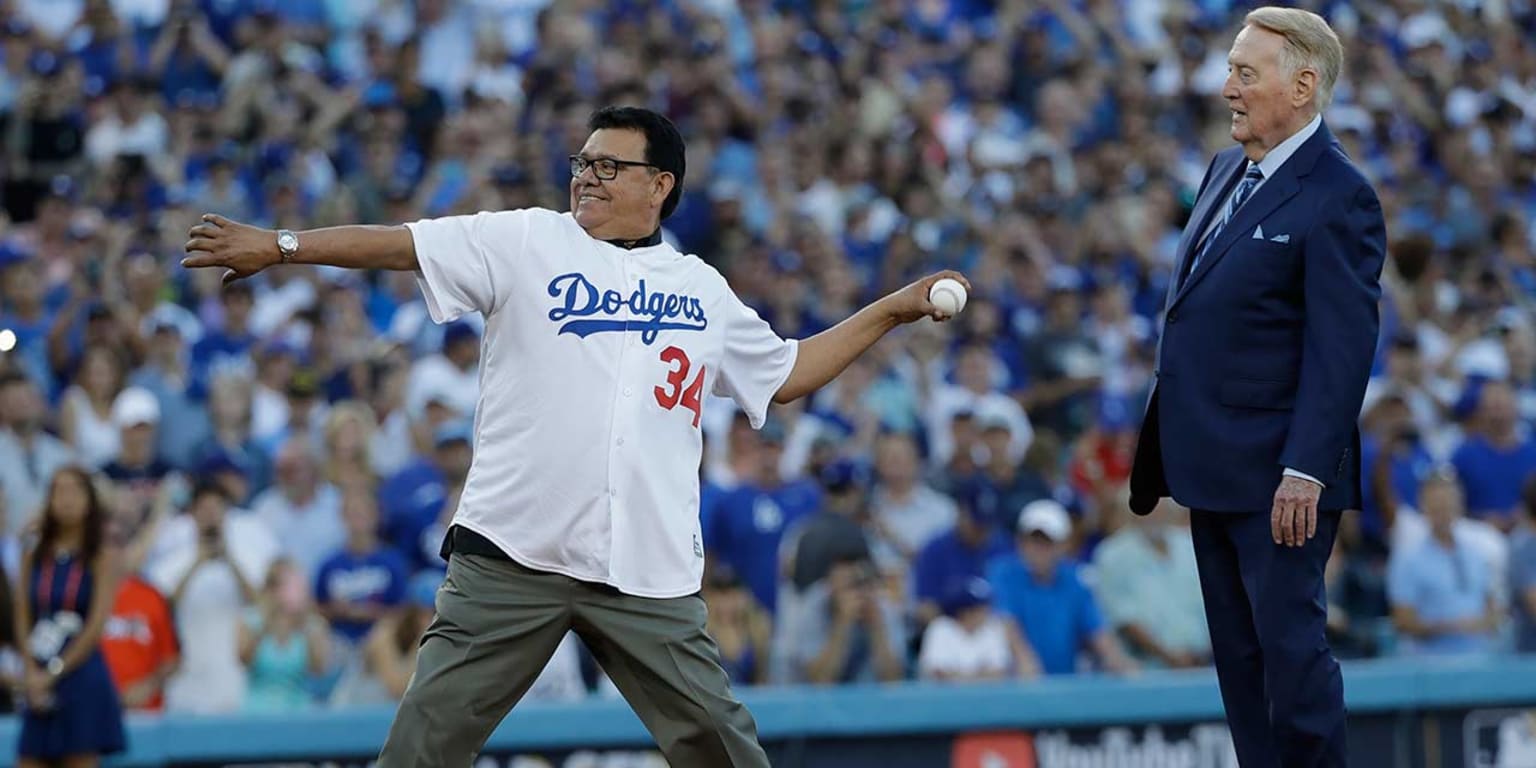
[{"left": 1183, "top": 163, "right": 1264, "bottom": 286}]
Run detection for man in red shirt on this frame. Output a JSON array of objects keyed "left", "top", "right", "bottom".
[{"left": 101, "top": 574, "right": 180, "bottom": 711}]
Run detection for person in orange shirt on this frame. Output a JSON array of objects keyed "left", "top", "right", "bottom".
[{"left": 101, "top": 574, "right": 179, "bottom": 711}]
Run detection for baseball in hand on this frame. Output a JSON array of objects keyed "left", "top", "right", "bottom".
[{"left": 928, "top": 278, "right": 968, "bottom": 317}]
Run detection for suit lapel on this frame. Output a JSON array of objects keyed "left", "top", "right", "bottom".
[
  {"left": 1166, "top": 156, "right": 1245, "bottom": 307},
  {"left": 1170, "top": 171, "right": 1300, "bottom": 307},
  {"left": 1168, "top": 121, "right": 1336, "bottom": 310}
]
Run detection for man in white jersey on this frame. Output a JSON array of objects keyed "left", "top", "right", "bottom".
[{"left": 183, "top": 106, "right": 968, "bottom": 766}]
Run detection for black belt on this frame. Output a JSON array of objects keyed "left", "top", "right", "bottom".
[{"left": 440, "top": 525, "right": 511, "bottom": 562}]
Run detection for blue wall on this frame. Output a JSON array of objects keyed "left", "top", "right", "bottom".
[{"left": 3, "top": 656, "right": 1534, "bottom": 765}]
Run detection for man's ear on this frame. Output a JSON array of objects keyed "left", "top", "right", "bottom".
[
  {"left": 1293, "top": 67, "right": 1318, "bottom": 109},
  {"left": 653, "top": 172, "right": 676, "bottom": 209}
]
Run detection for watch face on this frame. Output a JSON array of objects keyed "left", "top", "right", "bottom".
[{"left": 279, "top": 232, "right": 298, "bottom": 251}]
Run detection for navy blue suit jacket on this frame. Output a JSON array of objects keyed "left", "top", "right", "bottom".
[{"left": 1130, "top": 122, "right": 1386, "bottom": 515}]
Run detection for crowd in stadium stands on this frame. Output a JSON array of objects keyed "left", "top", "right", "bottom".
[{"left": 0, "top": 0, "right": 1532, "bottom": 717}]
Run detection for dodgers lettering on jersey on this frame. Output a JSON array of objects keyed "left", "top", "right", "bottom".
[
  {"left": 407, "top": 208, "right": 798, "bottom": 598},
  {"left": 547, "top": 273, "right": 707, "bottom": 343}
]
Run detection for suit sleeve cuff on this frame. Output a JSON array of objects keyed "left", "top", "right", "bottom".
[{"left": 1283, "top": 467, "right": 1325, "bottom": 488}]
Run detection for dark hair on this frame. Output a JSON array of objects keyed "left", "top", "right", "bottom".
[
  {"left": 31, "top": 466, "right": 107, "bottom": 573},
  {"left": 587, "top": 106, "right": 687, "bottom": 220},
  {"left": 190, "top": 476, "right": 231, "bottom": 505}
]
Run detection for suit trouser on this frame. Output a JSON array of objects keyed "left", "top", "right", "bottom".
[
  {"left": 1190, "top": 509, "right": 1348, "bottom": 768},
  {"left": 376, "top": 552, "right": 770, "bottom": 768}
]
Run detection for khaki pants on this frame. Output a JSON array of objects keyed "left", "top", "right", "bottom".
[{"left": 376, "top": 552, "right": 770, "bottom": 768}]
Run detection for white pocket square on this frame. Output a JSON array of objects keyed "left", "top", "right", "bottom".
[
  {"left": 1252, "top": 224, "right": 1265, "bottom": 240},
  {"left": 1269, "top": 233, "right": 1290, "bottom": 243}
]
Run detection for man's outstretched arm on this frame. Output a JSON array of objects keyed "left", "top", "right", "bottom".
[
  {"left": 773, "top": 270, "right": 969, "bottom": 404},
  {"left": 183, "top": 214, "right": 418, "bottom": 284}
]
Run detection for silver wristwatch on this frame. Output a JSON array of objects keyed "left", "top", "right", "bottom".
[
  {"left": 46, "top": 656, "right": 63, "bottom": 677},
  {"left": 276, "top": 229, "right": 299, "bottom": 263}
]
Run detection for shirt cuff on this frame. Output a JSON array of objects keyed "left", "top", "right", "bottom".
[{"left": 1283, "top": 467, "right": 1325, "bottom": 488}]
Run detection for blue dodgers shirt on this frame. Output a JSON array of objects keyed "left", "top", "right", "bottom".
[
  {"left": 913, "top": 528, "right": 1012, "bottom": 608},
  {"left": 705, "top": 479, "right": 822, "bottom": 614},
  {"left": 1451, "top": 435, "right": 1536, "bottom": 522},
  {"left": 986, "top": 556, "right": 1105, "bottom": 675},
  {"left": 314, "top": 546, "right": 411, "bottom": 642}
]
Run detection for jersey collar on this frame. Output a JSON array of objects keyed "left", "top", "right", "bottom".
[{"left": 605, "top": 229, "right": 662, "bottom": 249}]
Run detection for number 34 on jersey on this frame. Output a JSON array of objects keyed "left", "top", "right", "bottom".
[{"left": 654, "top": 345, "right": 705, "bottom": 428}]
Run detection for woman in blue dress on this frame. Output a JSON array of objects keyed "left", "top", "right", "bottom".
[{"left": 14, "top": 466, "right": 126, "bottom": 767}]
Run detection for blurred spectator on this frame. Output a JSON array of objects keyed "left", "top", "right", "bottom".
[
  {"left": 1450, "top": 379, "right": 1536, "bottom": 531},
  {"left": 128, "top": 318, "right": 203, "bottom": 470},
  {"left": 1022, "top": 288, "right": 1105, "bottom": 438},
  {"left": 238, "top": 558, "right": 330, "bottom": 712},
  {"left": 706, "top": 419, "right": 821, "bottom": 615},
  {"left": 148, "top": 479, "right": 276, "bottom": 713},
  {"left": 911, "top": 475, "right": 1010, "bottom": 627},
  {"left": 776, "top": 557, "right": 906, "bottom": 685},
  {"left": 330, "top": 570, "right": 440, "bottom": 707},
  {"left": 319, "top": 400, "right": 378, "bottom": 488},
  {"left": 987, "top": 500, "right": 1136, "bottom": 676},
  {"left": 869, "top": 432, "right": 956, "bottom": 560},
  {"left": 1389, "top": 469, "right": 1502, "bottom": 656},
  {"left": 917, "top": 577, "right": 1038, "bottom": 683},
  {"left": 702, "top": 565, "right": 773, "bottom": 687},
  {"left": 250, "top": 436, "right": 344, "bottom": 580},
  {"left": 58, "top": 343, "right": 127, "bottom": 469},
  {"left": 192, "top": 370, "right": 272, "bottom": 494},
  {"left": 782, "top": 459, "right": 875, "bottom": 595},
  {"left": 101, "top": 573, "right": 179, "bottom": 712},
  {"left": 379, "top": 419, "right": 471, "bottom": 572},
  {"left": 926, "top": 344, "right": 1032, "bottom": 469},
  {"left": 1090, "top": 499, "right": 1209, "bottom": 670},
  {"left": 314, "top": 486, "right": 408, "bottom": 649},
  {"left": 1511, "top": 475, "right": 1536, "bottom": 654},
  {"left": 101, "top": 386, "right": 176, "bottom": 517},
  {"left": 405, "top": 319, "right": 478, "bottom": 420},
  {"left": 0, "top": 371, "right": 74, "bottom": 534},
  {"left": 14, "top": 466, "right": 125, "bottom": 763}
]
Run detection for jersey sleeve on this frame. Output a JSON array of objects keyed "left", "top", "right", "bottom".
[
  {"left": 711, "top": 290, "right": 798, "bottom": 429},
  {"left": 406, "top": 209, "right": 535, "bottom": 322}
]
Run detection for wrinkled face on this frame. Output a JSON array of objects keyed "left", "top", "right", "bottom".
[
  {"left": 569, "top": 128, "right": 672, "bottom": 239},
  {"left": 1223, "top": 25, "right": 1312, "bottom": 157}
]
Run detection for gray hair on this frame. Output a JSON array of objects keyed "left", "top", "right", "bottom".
[{"left": 1244, "top": 6, "right": 1344, "bottom": 112}]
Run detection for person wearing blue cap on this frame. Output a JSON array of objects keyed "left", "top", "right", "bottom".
[
  {"left": 912, "top": 475, "right": 1012, "bottom": 626},
  {"left": 916, "top": 577, "right": 1038, "bottom": 682}
]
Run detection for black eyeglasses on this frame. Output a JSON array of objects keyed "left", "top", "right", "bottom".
[{"left": 569, "top": 154, "right": 657, "bottom": 181}]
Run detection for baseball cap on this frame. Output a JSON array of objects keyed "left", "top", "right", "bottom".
[
  {"left": 951, "top": 475, "right": 1002, "bottom": 528},
  {"left": 111, "top": 387, "right": 161, "bottom": 429},
  {"left": 941, "top": 577, "right": 993, "bottom": 617},
  {"left": 1017, "top": 499, "right": 1071, "bottom": 542},
  {"left": 818, "top": 459, "right": 864, "bottom": 494}
]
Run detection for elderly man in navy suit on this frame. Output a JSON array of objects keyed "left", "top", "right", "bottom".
[{"left": 1129, "top": 7, "right": 1385, "bottom": 768}]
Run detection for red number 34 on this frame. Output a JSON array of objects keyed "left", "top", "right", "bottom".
[{"left": 654, "top": 346, "right": 706, "bottom": 428}]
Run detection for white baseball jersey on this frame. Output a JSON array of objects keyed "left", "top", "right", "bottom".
[{"left": 406, "top": 208, "right": 799, "bottom": 598}]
